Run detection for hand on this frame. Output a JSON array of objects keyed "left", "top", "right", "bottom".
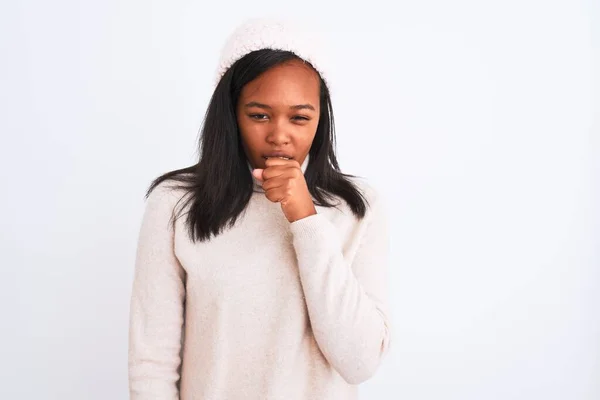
[{"left": 252, "top": 157, "right": 317, "bottom": 223}]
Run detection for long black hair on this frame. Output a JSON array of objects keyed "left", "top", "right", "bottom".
[{"left": 147, "top": 49, "right": 368, "bottom": 242}]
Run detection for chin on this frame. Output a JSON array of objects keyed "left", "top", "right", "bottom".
[{"left": 248, "top": 157, "right": 265, "bottom": 169}]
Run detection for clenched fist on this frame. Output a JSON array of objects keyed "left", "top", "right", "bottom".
[{"left": 252, "top": 157, "right": 317, "bottom": 223}]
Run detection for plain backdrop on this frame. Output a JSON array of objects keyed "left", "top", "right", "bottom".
[{"left": 1, "top": 0, "right": 598, "bottom": 399}]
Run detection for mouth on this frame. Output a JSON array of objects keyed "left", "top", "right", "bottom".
[{"left": 263, "top": 153, "right": 293, "bottom": 161}]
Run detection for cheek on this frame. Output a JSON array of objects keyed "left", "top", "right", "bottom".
[
  {"left": 238, "top": 121, "right": 264, "bottom": 151},
  {"left": 304, "top": 120, "right": 319, "bottom": 142}
]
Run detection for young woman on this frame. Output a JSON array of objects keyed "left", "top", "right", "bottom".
[{"left": 128, "top": 18, "right": 391, "bottom": 400}]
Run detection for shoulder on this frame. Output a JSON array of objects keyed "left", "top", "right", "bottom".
[
  {"left": 346, "top": 177, "right": 390, "bottom": 250},
  {"left": 333, "top": 175, "right": 388, "bottom": 227},
  {"left": 144, "top": 179, "right": 191, "bottom": 217},
  {"left": 346, "top": 175, "right": 384, "bottom": 211}
]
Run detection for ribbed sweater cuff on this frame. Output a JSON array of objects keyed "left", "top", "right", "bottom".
[{"left": 289, "top": 213, "right": 339, "bottom": 251}]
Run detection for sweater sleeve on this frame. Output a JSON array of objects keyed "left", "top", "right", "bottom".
[
  {"left": 128, "top": 184, "right": 186, "bottom": 399},
  {"left": 289, "top": 188, "right": 391, "bottom": 385}
]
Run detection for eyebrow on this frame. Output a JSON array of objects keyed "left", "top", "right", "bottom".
[{"left": 244, "top": 101, "right": 316, "bottom": 111}]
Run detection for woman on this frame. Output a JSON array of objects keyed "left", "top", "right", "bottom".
[{"left": 128, "top": 18, "right": 391, "bottom": 400}]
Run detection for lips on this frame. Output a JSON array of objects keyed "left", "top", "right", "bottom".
[{"left": 263, "top": 152, "right": 293, "bottom": 160}]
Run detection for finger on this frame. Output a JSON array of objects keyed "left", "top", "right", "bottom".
[
  {"left": 264, "top": 168, "right": 296, "bottom": 183},
  {"left": 263, "top": 168, "right": 301, "bottom": 189},
  {"left": 264, "top": 157, "right": 300, "bottom": 168},
  {"left": 262, "top": 163, "right": 300, "bottom": 181},
  {"left": 262, "top": 166, "right": 286, "bottom": 181},
  {"left": 264, "top": 186, "right": 286, "bottom": 203},
  {"left": 261, "top": 176, "right": 287, "bottom": 192},
  {"left": 252, "top": 168, "right": 264, "bottom": 182}
]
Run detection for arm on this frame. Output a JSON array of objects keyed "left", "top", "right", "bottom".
[
  {"left": 128, "top": 184, "right": 186, "bottom": 399},
  {"left": 289, "top": 189, "right": 391, "bottom": 385}
]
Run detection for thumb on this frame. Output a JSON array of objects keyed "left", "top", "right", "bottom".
[{"left": 252, "top": 168, "right": 264, "bottom": 182}]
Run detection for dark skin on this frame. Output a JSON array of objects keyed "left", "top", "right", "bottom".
[{"left": 236, "top": 59, "right": 321, "bottom": 223}]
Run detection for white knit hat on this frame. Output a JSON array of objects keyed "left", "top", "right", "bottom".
[{"left": 214, "top": 17, "right": 330, "bottom": 88}]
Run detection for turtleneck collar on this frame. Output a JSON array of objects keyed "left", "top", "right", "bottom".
[{"left": 248, "top": 154, "right": 311, "bottom": 193}]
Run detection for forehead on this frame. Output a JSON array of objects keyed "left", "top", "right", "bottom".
[{"left": 240, "top": 60, "right": 320, "bottom": 105}]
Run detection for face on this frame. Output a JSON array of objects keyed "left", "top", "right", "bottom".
[{"left": 236, "top": 59, "right": 321, "bottom": 169}]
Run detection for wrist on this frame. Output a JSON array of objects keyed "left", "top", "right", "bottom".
[{"left": 287, "top": 204, "right": 317, "bottom": 223}]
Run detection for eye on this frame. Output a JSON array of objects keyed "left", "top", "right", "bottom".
[
  {"left": 292, "top": 115, "right": 310, "bottom": 122},
  {"left": 249, "top": 114, "right": 268, "bottom": 120}
]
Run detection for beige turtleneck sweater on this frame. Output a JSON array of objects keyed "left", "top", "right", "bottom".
[{"left": 128, "top": 156, "right": 391, "bottom": 399}]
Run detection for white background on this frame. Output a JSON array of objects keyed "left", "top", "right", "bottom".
[{"left": 1, "top": 1, "right": 598, "bottom": 399}]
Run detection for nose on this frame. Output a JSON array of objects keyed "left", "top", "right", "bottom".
[{"left": 266, "top": 119, "right": 290, "bottom": 146}]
